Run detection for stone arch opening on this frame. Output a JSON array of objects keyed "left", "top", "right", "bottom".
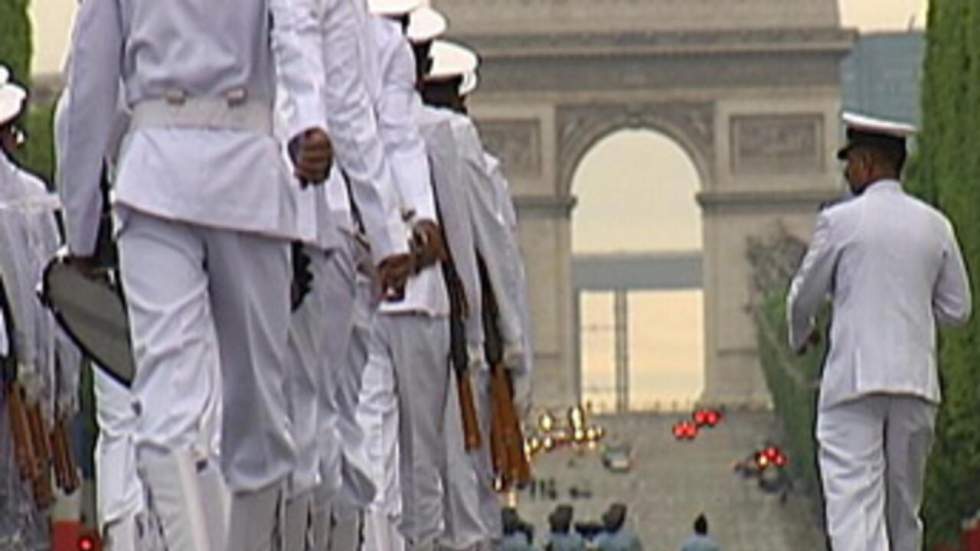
[{"left": 570, "top": 128, "right": 705, "bottom": 412}]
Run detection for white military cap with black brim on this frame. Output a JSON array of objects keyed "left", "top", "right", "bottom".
[
  {"left": 407, "top": 6, "right": 448, "bottom": 44},
  {"left": 368, "top": 0, "right": 423, "bottom": 17},
  {"left": 422, "top": 41, "right": 479, "bottom": 109},
  {"left": 426, "top": 40, "right": 479, "bottom": 83},
  {"left": 0, "top": 76, "right": 27, "bottom": 127},
  {"left": 837, "top": 111, "right": 917, "bottom": 161}
]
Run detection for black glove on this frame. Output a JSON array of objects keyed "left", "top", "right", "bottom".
[{"left": 290, "top": 241, "right": 313, "bottom": 312}]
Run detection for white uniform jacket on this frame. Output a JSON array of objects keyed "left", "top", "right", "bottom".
[
  {"left": 418, "top": 106, "right": 484, "bottom": 365},
  {"left": 444, "top": 113, "right": 525, "bottom": 367},
  {"left": 787, "top": 180, "right": 972, "bottom": 408},
  {"left": 0, "top": 155, "right": 80, "bottom": 417},
  {"left": 58, "top": 0, "right": 328, "bottom": 256},
  {"left": 311, "top": 0, "right": 407, "bottom": 261},
  {"left": 484, "top": 152, "right": 534, "bottom": 377},
  {"left": 372, "top": 16, "right": 448, "bottom": 317}
]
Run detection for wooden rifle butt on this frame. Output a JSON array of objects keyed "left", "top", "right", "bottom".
[
  {"left": 8, "top": 384, "right": 39, "bottom": 481},
  {"left": 456, "top": 369, "right": 482, "bottom": 451},
  {"left": 489, "top": 362, "right": 532, "bottom": 490}
]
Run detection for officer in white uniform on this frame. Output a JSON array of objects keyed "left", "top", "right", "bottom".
[
  {"left": 58, "top": 1, "right": 336, "bottom": 549},
  {"left": 1, "top": 68, "right": 88, "bottom": 543},
  {"left": 411, "top": 33, "right": 495, "bottom": 551},
  {"left": 281, "top": 0, "right": 419, "bottom": 538},
  {"left": 417, "top": 39, "right": 537, "bottom": 547},
  {"left": 368, "top": 3, "right": 455, "bottom": 548},
  {"left": 321, "top": 2, "right": 427, "bottom": 549},
  {"left": 54, "top": 69, "right": 229, "bottom": 549},
  {"left": 788, "top": 113, "right": 972, "bottom": 551},
  {"left": 0, "top": 72, "right": 76, "bottom": 421}
]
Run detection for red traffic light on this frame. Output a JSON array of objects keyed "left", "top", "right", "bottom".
[
  {"left": 774, "top": 451, "right": 788, "bottom": 468},
  {"left": 754, "top": 446, "right": 788, "bottom": 470},
  {"left": 78, "top": 534, "right": 98, "bottom": 551},
  {"left": 693, "top": 408, "right": 723, "bottom": 428},
  {"left": 672, "top": 420, "right": 699, "bottom": 441}
]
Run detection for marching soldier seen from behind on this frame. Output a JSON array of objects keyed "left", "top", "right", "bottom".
[
  {"left": 1, "top": 66, "right": 84, "bottom": 546},
  {"left": 58, "top": 0, "right": 342, "bottom": 549},
  {"left": 595, "top": 503, "right": 643, "bottom": 551},
  {"left": 545, "top": 505, "right": 586, "bottom": 551},
  {"left": 788, "top": 113, "right": 971, "bottom": 551}
]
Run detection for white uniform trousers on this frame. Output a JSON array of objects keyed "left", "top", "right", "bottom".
[
  {"left": 286, "top": 245, "right": 337, "bottom": 551},
  {"left": 473, "top": 369, "right": 503, "bottom": 544},
  {"left": 439, "top": 368, "right": 488, "bottom": 551},
  {"left": 117, "top": 209, "right": 293, "bottom": 550},
  {"left": 360, "top": 338, "right": 404, "bottom": 551},
  {"left": 313, "top": 242, "right": 357, "bottom": 551},
  {"left": 94, "top": 323, "right": 227, "bottom": 551},
  {"left": 368, "top": 314, "right": 450, "bottom": 548},
  {"left": 817, "top": 394, "right": 937, "bottom": 551},
  {"left": 93, "top": 369, "right": 146, "bottom": 536}
]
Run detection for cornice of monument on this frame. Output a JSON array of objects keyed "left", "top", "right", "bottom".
[{"left": 447, "top": 27, "right": 856, "bottom": 60}]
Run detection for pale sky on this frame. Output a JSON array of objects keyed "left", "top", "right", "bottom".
[{"left": 28, "top": 0, "right": 929, "bottom": 75}]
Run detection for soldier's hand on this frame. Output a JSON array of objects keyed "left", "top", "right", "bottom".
[
  {"left": 290, "top": 128, "right": 334, "bottom": 187},
  {"left": 410, "top": 219, "right": 447, "bottom": 270},
  {"left": 377, "top": 253, "right": 416, "bottom": 302}
]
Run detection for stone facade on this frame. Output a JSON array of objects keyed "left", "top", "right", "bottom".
[{"left": 438, "top": 0, "right": 854, "bottom": 408}]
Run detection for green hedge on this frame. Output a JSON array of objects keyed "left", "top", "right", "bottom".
[
  {"left": 754, "top": 292, "right": 825, "bottom": 498},
  {"left": 14, "top": 102, "right": 57, "bottom": 186},
  {"left": 907, "top": 0, "right": 980, "bottom": 545},
  {"left": 0, "top": 0, "right": 32, "bottom": 86}
]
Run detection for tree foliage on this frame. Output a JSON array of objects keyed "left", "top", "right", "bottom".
[
  {"left": 0, "top": 0, "right": 32, "bottom": 86},
  {"left": 906, "top": 0, "right": 980, "bottom": 545}
]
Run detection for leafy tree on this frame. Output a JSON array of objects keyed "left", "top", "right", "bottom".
[{"left": 909, "top": 0, "right": 980, "bottom": 545}]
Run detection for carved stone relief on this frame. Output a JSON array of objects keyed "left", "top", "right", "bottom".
[
  {"left": 476, "top": 119, "right": 543, "bottom": 177},
  {"left": 730, "top": 114, "right": 824, "bottom": 174}
]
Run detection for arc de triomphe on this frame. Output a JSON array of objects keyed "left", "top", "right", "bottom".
[{"left": 434, "top": 0, "right": 854, "bottom": 408}]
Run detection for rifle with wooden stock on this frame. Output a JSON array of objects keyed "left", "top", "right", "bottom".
[
  {"left": 2, "top": 275, "right": 61, "bottom": 507},
  {"left": 50, "top": 414, "right": 80, "bottom": 494},
  {"left": 426, "top": 182, "right": 482, "bottom": 451},
  {"left": 478, "top": 257, "right": 531, "bottom": 491},
  {"left": 443, "top": 261, "right": 482, "bottom": 451}
]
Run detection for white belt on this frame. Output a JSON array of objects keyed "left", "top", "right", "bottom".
[{"left": 129, "top": 90, "right": 273, "bottom": 135}]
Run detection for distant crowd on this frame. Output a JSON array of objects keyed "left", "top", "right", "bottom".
[{"left": 502, "top": 504, "right": 721, "bottom": 551}]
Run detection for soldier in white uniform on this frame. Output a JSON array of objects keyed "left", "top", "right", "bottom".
[
  {"left": 0, "top": 68, "right": 85, "bottom": 545},
  {"left": 411, "top": 34, "right": 495, "bottom": 551},
  {"left": 55, "top": 71, "right": 229, "bottom": 550},
  {"left": 367, "top": 3, "right": 457, "bottom": 548},
  {"left": 281, "top": 0, "right": 425, "bottom": 540},
  {"left": 417, "top": 39, "right": 537, "bottom": 548},
  {"left": 58, "top": 1, "right": 337, "bottom": 549},
  {"left": 788, "top": 113, "right": 972, "bottom": 551}
]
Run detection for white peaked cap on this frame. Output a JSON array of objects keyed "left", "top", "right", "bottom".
[
  {"left": 459, "top": 71, "right": 479, "bottom": 96},
  {"left": 0, "top": 79, "right": 27, "bottom": 126},
  {"left": 368, "top": 0, "right": 423, "bottom": 17},
  {"left": 426, "top": 40, "right": 479, "bottom": 82},
  {"left": 407, "top": 6, "right": 448, "bottom": 44},
  {"left": 842, "top": 111, "right": 917, "bottom": 138}
]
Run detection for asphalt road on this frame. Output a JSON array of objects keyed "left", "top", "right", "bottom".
[{"left": 512, "top": 411, "right": 826, "bottom": 551}]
